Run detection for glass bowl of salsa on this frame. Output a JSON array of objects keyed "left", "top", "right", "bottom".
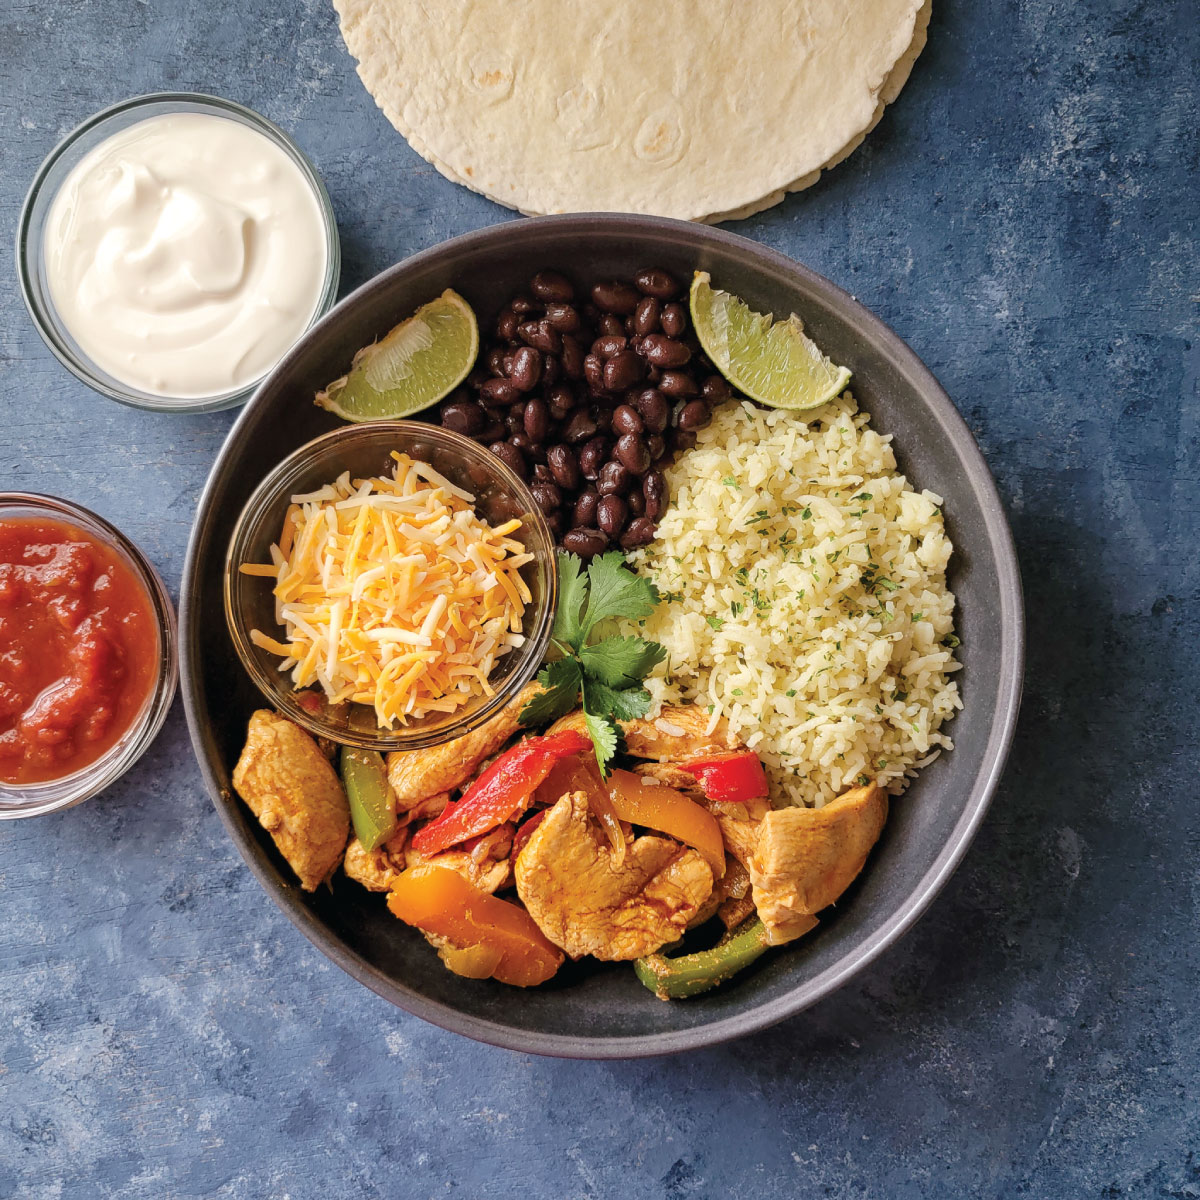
[{"left": 0, "top": 494, "right": 177, "bottom": 818}]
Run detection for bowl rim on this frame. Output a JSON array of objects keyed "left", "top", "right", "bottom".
[
  {"left": 15, "top": 90, "right": 342, "bottom": 414},
  {"left": 180, "top": 212, "right": 1024, "bottom": 1058},
  {"left": 0, "top": 491, "right": 178, "bottom": 819},
  {"left": 221, "top": 420, "right": 557, "bottom": 751}
]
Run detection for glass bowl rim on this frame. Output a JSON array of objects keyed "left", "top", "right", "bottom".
[
  {"left": 223, "top": 421, "right": 558, "bottom": 751},
  {"left": 0, "top": 492, "right": 178, "bottom": 819},
  {"left": 15, "top": 91, "right": 342, "bottom": 415}
]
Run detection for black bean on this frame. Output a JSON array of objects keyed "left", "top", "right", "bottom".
[
  {"left": 496, "top": 309, "right": 519, "bottom": 341},
  {"left": 478, "top": 419, "right": 506, "bottom": 444},
  {"left": 678, "top": 399, "right": 710, "bottom": 431},
  {"left": 509, "top": 345, "right": 542, "bottom": 392},
  {"left": 542, "top": 354, "right": 560, "bottom": 387},
  {"left": 509, "top": 431, "right": 532, "bottom": 452},
  {"left": 561, "top": 335, "right": 585, "bottom": 380},
  {"left": 591, "top": 281, "right": 640, "bottom": 315},
  {"left": 643, "top": 470, "right": 666, "bottom": 520},
  {"left": 660, "top": 302, "right": 687, "bottom": 337},
  {"left": 591, "top": 334, "right": 627, "bottom": 360},
  {"left": 627, "top": 490, "right": 645, "bottom": 517},
  {"left": 530, "top": 482, "right": 562, "bottom": 514},
  {"left": 532, "top": 463, "right": 555, "bottom": 486},
  {"left": 510, "top": 294, "right": 538, "bottom": 315},
  {"left": 635, "top": 388, "right": 670, "bottom": 433},
  {"left": 545, "top": 511, "right": 565, "bottom": 538},
  {"left": 612, "top": 404, "right": 644, "bottom": 435},
  {"left": 531, "top": 271, "right": 574, "bottom": 303},
  {"left": 481, "top": 377, "right": 520, "bottom": 406},
  {"left": 519, "top": 320, "right": 561, "bottom": 355},
  {"left": 547, "top": 444, "right": 582, "bottom": 490},
  {"left": 564, "top": 409, "right": 598, "bottom": 445},
  {"left": 489, "top": 441, "right": 526, "bottom": 479},
  {"left": 620, "top": 517, "right": 657, "bottom": 548},
  {"left": 623, "top": 315, "right": 639, "bottom": 338},
  {"left": 562, "top": 528, "right": 608, "bottom": 559},
  {"left": 523, "top": 397, "right": 550, "bottom": 441},
  {"left": 657, "top": 369, "right": 698, "bottom": 398},
  {"left": 597, "top": 494, "right": 629, "bottom": 536},
  {"left": 615, "top": 432, "right": 651, "bottom": 475},
  {"left": 583, "top": 354, "right": 606, "bottom": 393},
  {"left": 633, "top": 296, "right": 662, "bottom": 335},
  {"left": 597, "top": 313, "right": 626, "bottom": 337},
  {"left": 579, "top": 437, "right": 609, "bottom": 480},
  {"left": 505, "top": 406, "right": 525, "bottom": 434},
  {"left": 701, "top": 374, "right": 732, "bottom": 403},
  {"left": 646, "top": 433, "right": 667, "bottom": 462},
  {"left": 486, "top": 347, "right": 508, "bottom": 376},
  {"left": 598, "top": 460, "right": 632, "bottom": 495},
  {"left": 640, "top": 334, "right": 691, "bottom": 368},
  {"left": 467, "top": 366, "right": 491, "bottom": 390},
  {"left": 671, "top": 428, "right": 697, "bottom": 453},
  {"left": 633, "top": 267, "right": 680, "bottom": 299},
  {"left": 547, "top": 385, "right": 576, "bottom": 420},
  {"left": 572, "top": 489, "right": 600, "bottom": 528},
  {"left": 603, "top": 350, "right": 643, "bottom": 391},
  {"left": 441, "top": 401, "right": 485, "bottom": 436},
  {"left": 543, "top": 302, "right": 581, "bottom": 332}
]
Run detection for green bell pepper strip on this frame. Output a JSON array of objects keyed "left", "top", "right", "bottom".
[
  {"left": 341, "top": 747, "right": 397, "bottom": 851},
  {"left": 634, "top": 916, "right": 772, "bottom": 1000}
]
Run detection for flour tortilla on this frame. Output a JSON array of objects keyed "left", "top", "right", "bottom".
[{"left": 333, "top": 0, "right": 930, "bottom": 223}]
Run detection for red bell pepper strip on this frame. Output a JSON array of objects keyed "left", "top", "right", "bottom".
[
  {"left": 410, "top": 729, "right": 591, "bottom": 855},
  {"left": 679, "top": 750, "right": 769, "bottom": 804}
]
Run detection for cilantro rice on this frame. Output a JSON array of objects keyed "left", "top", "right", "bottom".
[{"left": 623, "top": 397, "right": 962, "bottom": 808}]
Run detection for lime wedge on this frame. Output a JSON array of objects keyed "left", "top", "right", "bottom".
[
  {"left": 315, "top": 289, "right": 478, "bottom": 422},
  {"left": 689, "top": 272, "right": 851, "bottom": 411}
]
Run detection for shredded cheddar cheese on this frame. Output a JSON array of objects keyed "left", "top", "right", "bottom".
[{"left": 244, "top": 452, "right": 531, "bottom": 727}]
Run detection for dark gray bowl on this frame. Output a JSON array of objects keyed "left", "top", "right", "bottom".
[{"left": 180, "top": 214, "right": 1023, "bottom": 1058}]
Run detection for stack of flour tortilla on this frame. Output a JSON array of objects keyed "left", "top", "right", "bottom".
[{"left": 333, "top": 0, "right": 930, "bottom": 222}]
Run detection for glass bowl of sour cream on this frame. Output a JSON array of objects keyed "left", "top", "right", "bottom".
[{"left": 17, "top": 93, "right": 341, "bottom": 413}]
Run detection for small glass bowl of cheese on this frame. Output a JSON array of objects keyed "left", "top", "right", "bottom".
[{"left": 224, "top": 422, "right": 557, "bottom": 752}]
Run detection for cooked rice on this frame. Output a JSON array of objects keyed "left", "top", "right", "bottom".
[{"left": 622, "top": 397, "right": 962, "bottom": 808}]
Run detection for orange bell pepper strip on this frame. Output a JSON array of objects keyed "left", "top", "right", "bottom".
[
  {"left": 387, "top": 864, "right": 563, "bottom": 987},
  {"left": 679, "top": 750, "right": 769, "bottom": 804},
  {"left": 410, "top": 729, "right": 591, "bottom": 856},
  {"left": 606, "top": 769, "right": 725, "bottom": 878}
]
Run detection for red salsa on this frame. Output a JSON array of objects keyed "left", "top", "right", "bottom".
[{"left": 0, "top": 516, "right": 158, "bottom": 785}]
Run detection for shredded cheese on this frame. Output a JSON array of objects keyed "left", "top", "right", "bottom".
[{"left": 245, "top": 452, "right": 531, "bottom": 727}]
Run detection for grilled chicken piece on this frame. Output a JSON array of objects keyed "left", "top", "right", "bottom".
[
  {"left": 395, "top": 791, "right": 451, "bottom": 828},
  {"left": 549, "top": 704, "right": 740, "bottom": 765},
  {"left": 749, "top": 784, "right": 888, "bottom": 944},
  {"left": 343, "top": 830, "right": 407, "bottom": 892},
  {"left": 621, "top": 705, "right": 741, "bottom": 761},
  {"left": 631, "top": 760, "right": 705, "bottom": 797},
  {"left": 385, "top": 682, "right": 540, "bottom": 806},
  {"left": 515, "top": 792, "right": 713, "bottom": 960},
  {"left": 232, "top": 710, "right": 350, "bottom": 892},
  {"left": 405, "top": 824, "right": 514, "bottom": 895}
]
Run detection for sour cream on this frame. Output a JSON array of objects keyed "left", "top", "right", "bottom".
[{"left": 44, "top": 112, "right": 329, "bottom": 400}]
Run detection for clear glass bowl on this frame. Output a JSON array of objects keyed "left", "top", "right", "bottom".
[
  {"left": 0, "top": 494, "right": 178, "bottom": 819},
  {"left": 224, "top": 423, "right": 557, "bottom": 751},
  {"left": 16, "top": 92, "right": 341, "bottom": 414}
]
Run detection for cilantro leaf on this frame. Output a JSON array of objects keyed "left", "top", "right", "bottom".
[
  {"left": 578, "top": 636, "right": 666, "bottom": 688},
  {"left": 519, "top": 657, "right": 582, "bottom": 727},
  {"left": 583, "top": 678, "right": 653, "bottom": 723},
  {"left": 551, "top": 551, "right": 588, "bottom": 648},
  {"left": 583, "top": 710, "right": 620, "bottom": 774},
  {"left": 581, "top": 552, "right": 659, "bottom": 633}
]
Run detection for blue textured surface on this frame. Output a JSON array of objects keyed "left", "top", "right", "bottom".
[{"left": 1, "top": 1, "right": 1196, "bottom": 1196}]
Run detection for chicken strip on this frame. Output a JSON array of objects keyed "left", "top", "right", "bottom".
[
  {"left": 549, "top": 704, "right": 740, "bottom": 764},
  {"left": 405, "top": 824, "right": 514, "bottom": 895},
  {"left": 342, "top": 829, "right": 407, "bottom": 892},
  {"left": 232, "top": 710, "right": 350, "bottom": 892},
  {"left": 385, "top": 682, "right": 539, "bottom": 806},
  {"left": 515, "top": 792, "right": 713, "bottom": 960},
  {"left": 749, "top": 784, "right": 888, "bottom": 944}
]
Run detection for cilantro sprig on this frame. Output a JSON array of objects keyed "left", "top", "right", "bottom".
[{"left": 520, "top": 551, "right": 666, "bottom": 773}]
